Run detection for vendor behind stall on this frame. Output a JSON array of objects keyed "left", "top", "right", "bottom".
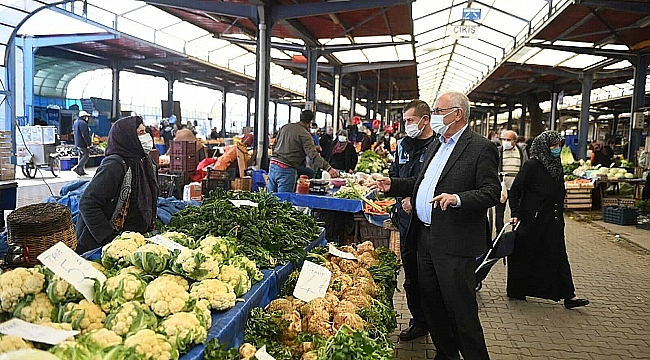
[
  {"left": 267, "top": 110, "right": 338, "bottom": 192},
  {"left": 75, "top": 116, "right": 159, "bottom": 254},
  {"left": 329, "top": 130, "right": 358, "bottom": 173}
]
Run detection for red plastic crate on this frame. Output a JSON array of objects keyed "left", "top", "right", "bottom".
[
  {"left": 169, "top": 140, "right": 196, "bottom": 157},
  {"left": 170, "top": 155, "right": 197, "bottom": 173}
]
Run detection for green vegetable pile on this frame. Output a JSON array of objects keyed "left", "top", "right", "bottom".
[
  {"left": 560, "top": 146, "right": 575, "bottom": 166},
  {"left": 355, "top": 151, "right": 388, "bottom": 174},
  {"left": 164, "top": 189, "right": 322, "bottom": 269},
  {"left": 204, "top": 240, "right": 401, "bottom": 360}
]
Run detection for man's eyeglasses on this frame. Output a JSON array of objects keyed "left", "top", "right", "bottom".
[{"left": 432, "top": 106, "right": 459, "bottom": 115}]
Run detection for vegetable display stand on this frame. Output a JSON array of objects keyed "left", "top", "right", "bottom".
[
  {"left": 564, "top": 182, "right": 594, "bottom": 210},
  {"left": 602, "top": 206, "right": 638, "bottom": 226}
]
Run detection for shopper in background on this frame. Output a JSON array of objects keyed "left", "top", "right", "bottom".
[
  {"left": 375, "top": 91, "right": 499, "bottom": 360},
  {"left": 495, "top": 130, "right": 528, "bottom": 231},
  {"left": 388, "top": 99, "right": 436, "bottom": 342},
  {"left": 590, "top": 141, "right": 613, "bottom": 167},
  {"left": 210, "top": 127, "right": 219, "bottom": 140},
  {"left": 329, "top": 130, "right": 358, "bottom": 173},
  {"left": 487, "top": 130, "right": 500, "bottom": 147},
  {"left": 161, "top": 118, "right": 174, "bottom": 150},
  {"left": 360, "top": 127, "right": 372, "bottom": 152},
  {"left": 319, "top": 126, "right": 334, "bottom": 159},
  {"left": 72, "top": 110, "right": 92, "bottom": 176},
  {"left": 75, "top": 116, "right": 158, "bottom": 254},
  {"left": 267, "top": 110, "right": 338, "bottom": 192},
  {"left": 507, "top": 130, "right": 589, "bottom": 310}
]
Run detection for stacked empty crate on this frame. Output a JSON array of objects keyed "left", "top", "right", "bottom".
[
  {"left": 0, "top": 131, "right": 14, "bottom": 180},
  {"left": 169, "top": 140, "right": 198, "bottom": 185},
  {"left": 564, "top": 181, "right": 594, "bottom": 210}
]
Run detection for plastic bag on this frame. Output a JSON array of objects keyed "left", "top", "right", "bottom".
[{"left": 500, "top": 180, "right": 508, "bottom": 203}]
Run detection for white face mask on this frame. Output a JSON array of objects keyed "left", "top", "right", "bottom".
[
  {"left": 502, "top": 141, "right": 514, "bottom": 150},
  {"left": 405, "top": 116, "right": 425, "bottom": 138},
  {"left": 139, "top": 133, "right": 154, "bottom": 154},
  {"left": 430, "top": 110, "right": 459, "bottom": 136},
  {"left": 338, "top": 135, "right": 347, "bottom": 142},
  {"left": 310, "top": 128, "right": 317, "bottom": 134}
]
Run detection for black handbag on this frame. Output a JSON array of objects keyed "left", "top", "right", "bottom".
[{"left": 492, "top": 222, "right": 519, "bottom": 258}]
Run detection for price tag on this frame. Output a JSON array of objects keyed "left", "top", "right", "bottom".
[
  {"left": 255, "top": 345, "right": 276, "bottom": 360},
  {"left": 0, "top": 318, "right": 79, "bottom": 345},
  {"left": 292, "top": 260, "right": 332, "bottom": 303},
  {"left": 149, "top": 235, "right": 188, "bottom": 252},
  {"left": 328, "top": 244, "right": 357, "bottom": 260},
  {"left": 229, "top": 199, "right": 258, "bottom": 208},
  {"left": 37, "top": 242, "right": 106, "bottom": 302}
]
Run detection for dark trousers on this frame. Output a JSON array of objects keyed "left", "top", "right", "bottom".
[
  {"left": 73, "top": 146, "right": 90, "bottom": 174},
  {"left": 418, "top": 225, "right": 490, "bottom": 360},
  {"left": 398, "top": 209, "right": 426, "bottom": 327}
]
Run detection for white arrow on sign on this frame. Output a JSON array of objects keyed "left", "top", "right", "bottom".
[
  {"left": 449, "top": 25, "right": 479, "bottom": 39},
  {"left": 462, "top": 8, "right": 481, "bottom": 21}
]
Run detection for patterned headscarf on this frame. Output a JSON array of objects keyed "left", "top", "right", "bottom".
[{"left": 531, "top": 130, "right": 564, "bottom": 181}]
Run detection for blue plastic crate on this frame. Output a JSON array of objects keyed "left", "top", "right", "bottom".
[
  {"left": 252, "top": 169, "right": 267, "bottom": 192},
  {"left": 60, "top": 158, "right": 77, "bottom": 171}
]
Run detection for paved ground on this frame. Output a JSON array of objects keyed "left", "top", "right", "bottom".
[{"left": 392, "top": 216, "right": 650, "bottom": 360}]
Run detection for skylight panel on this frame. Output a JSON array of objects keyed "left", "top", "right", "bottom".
[
  {"left": 362, "top": 47, "right": 398, "bottom": 62},
  {"left": 603, "top": 60, "right": 632, "bottom": 70},
  {"left": 525, "top": 49, "right": 574, "bottom": 66},
  {"left": 558, "top": 54, "right": 606, "bottom": 69},
  {"left": 395, "top": 44, "right": 414, "bottom": 61},
  {"left": 331, "top": 49, "right": 367, "bottom": 63}
]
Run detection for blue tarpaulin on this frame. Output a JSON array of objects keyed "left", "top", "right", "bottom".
[{"left": 273, "top": 192, "right": 364, "bottom": 213}]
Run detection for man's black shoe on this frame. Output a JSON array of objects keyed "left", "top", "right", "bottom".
[{"left": 399, "top": 325, "right": 428, "bottom": 341}]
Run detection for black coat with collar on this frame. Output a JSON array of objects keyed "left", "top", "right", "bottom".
[{"left": 387, "top": 128, "right": 501, "bottom": 257}]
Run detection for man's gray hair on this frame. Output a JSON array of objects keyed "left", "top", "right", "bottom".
[{"left": 447, "top": 91, "right": 470, "bottom": 121}]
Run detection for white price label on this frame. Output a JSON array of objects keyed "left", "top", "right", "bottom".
[
  {"left": 328, "top": 244, "right": 357, "bottom": 260},
  {"left": 255, "top": 345, "right": 276, "bottom": 360},
  {"left": 37, "top": 242, "right": 106, "bottom": 302},
  {"left": 292, "top": 260, "right": 332, "bottom": 303},
  {"left": 149, "top": 235, "right": 188, "bottom": 252},
  {"left": 0, "top": 318, "right": 79, "bottom": 345},
  {"left": 229, "top": 199, "right": 259, "bottom": 208}
]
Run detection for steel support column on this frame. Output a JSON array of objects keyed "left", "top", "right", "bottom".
[
  {"left": 166, "top": 75, "right": 174, "bottom": 121},
  {"left": 246, "top": 94, "right": 252, "bottom": 127},
  {"left": 550, "top": 92, "right": 558, "bottom": 131},
  {"left": 21, "top": 36, "right": 35, "bottom": 125},
  {"left": 273, "top": 101, "right": 278, "bottom": 134},
  {"left": 507, "top": 101, "right": 514, "bottom": 130},
  {"left": 612, "top": 112, "right": 619, "bottom": 135},
  {"left": 332, "top": 69, "right": 341, "bottom": 133},
  {"left": 519, "top": 102, "right": 527, "bottom": 137},
  {"left": 493, "top": 106, "right": 498, "bottom": 132},
  {"left": 628, "top": 54, "right": 648, "bottom": 162},
  {"left": 255, "top": 5, "right": 271, "bottom": 169},
  {"left": 221, "top": 91, "right": 227, "bottom": 138},
  {"left": 111, "top": 63, "right": 121, "bottom": 119},
  {"left": 350, "top": 76, "right": 358, "bottom": 118},
  {"left": 305, "top": 48, "right": 319, "bottom": 111},
  {"left": 578, "top": 74, "right": 593, "bottom": 160},
  {"left": 5, "top": 38, "right": 16, "bottom": 132}
]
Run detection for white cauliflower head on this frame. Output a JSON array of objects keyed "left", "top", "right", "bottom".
[
  {"left": 124, "top": 329, "right": 179, "bottom": 360},
  {"left": 144, "top": 277, "right": 193, "bottom": 317},
  {"left": 97, "top": 272, "right": 147, "bottom": 312},
  {"left": 171, "top": 249, "right": 219, "bottom": 281},
  {"left": 0, "top": 335, "right": 32, "bottom": 354},
  {"left": 101, "top": 233, "right": 146, "bottom": 269},
  {"left": 13, "top": 292, "right": 55, "bottom": 324},
  {"left": 0, "top": 267, "right": 45, "bottom": 312},
  {"left": 158, "top": 312, "right": 207, "bottom": 354},
  {"left": 217, "top": 265, "right": 251, "bottom": 297},
  {"left": 156, "top": 274, "right": 189, "bottom": 291},
  {"left": 81, "top": 328, "right": 123, "bottom": 348},
  {"left": 189, "top": 279, "right": 236, "bottom": 311},
  {"left": 58, "top": 300, "right": 106, "bottom": 333},
  {"left": 105, "top": 301, "right": 158, "bottom": 337}
]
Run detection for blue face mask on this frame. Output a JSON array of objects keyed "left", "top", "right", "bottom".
[{"left": 550, "top": 147, "right": 562, "bottom": 158}]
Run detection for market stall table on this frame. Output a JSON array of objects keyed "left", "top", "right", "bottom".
[
  {"left": 81, "top": 229, "right": 326, "bottom": 360},
  {"left": 597, "top": 178, "right": 645, "bottom": 200}
]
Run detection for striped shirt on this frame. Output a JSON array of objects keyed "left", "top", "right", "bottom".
[{"left": 502, "top": 148, "right": 521, "bottom": 189}]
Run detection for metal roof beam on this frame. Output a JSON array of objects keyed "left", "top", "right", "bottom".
[
  {"left": 219, "top": 36, "right": 304, "bottom": 52},
  {"left": 140, "top": 0, "right": 258, "bottom": 22},
  {"left": 503, "top": 63, "right": 579, "bottom": 78},
  {"left": 121, "top": 55, "right": 187, "bottom": 67},
  {"left": 576, "top": 0, "right": 650, "bottom": 14},
  {"left": 25, "top": 33, "right": 118, "bottom": 48},
  {"left": 270, "top": 58, "right": 334, "bottom": 73},
  {"left": 528, "top": 42, "right": 633, "bottom": 60},
  {"left": 341, "top": 61, "right": 416, "bottom": 74},
  {"left": 271, "top": 0, "right": 413, "bottom": 22}
]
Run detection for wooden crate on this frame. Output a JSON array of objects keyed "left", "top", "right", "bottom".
[
  {"left": 564, "top": 203, "right": 592, "bottom": 210},
  {"left": 389, "top": 230, "right": 400, "bottom": 258}
]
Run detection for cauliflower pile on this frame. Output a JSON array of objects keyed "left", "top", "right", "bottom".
[
  {"left": 0, "top": 267, "right": 45, "bottom": 312},
  {"left": 160, "top": 231, "right": 197, "bottom": 249},
  {"left": 144, "top": 276, "right": 194, "bottom": 317}
]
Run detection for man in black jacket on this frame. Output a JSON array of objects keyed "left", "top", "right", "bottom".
[
  {"left": 72, "top": 111, "right": 91, "bottom": 176},
  {"left": 388, "top": 100, "right": 436, "bottom": 342},
  {"left": 376, "top": 92, "right": 500, "bottom": 360}
]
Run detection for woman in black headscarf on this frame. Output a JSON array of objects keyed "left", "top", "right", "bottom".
[
  {"left": 507, "top": 130, "right": 589, "bottom": 309},
  {"left": 329, "top": 130, "right": 358, "bottom": 173},
  {"left": 75, "top": 116, "right": 159, "bottom": 254}
]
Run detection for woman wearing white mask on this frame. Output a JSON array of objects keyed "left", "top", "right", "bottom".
[
  {"left": 329, "top": 130, "right": 358, "bottom": 173},
  {"left": 75, "top": 116, "right": 159, "bottom": 254}
]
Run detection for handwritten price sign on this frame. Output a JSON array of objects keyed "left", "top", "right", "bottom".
[
  {"left": 0, "top": 319, "right": 79, "bottom": 345},
  {"left": 255, "top": 345, "right": 276, "bottom": 360},
  {"left": 292, "top": 260, "right": 332, "bottom": 303},
  {"left": 149, "top": 235, "right": 188, "bottom": 252},
  {"left": 229, "top": 199, "right": 259, "bottom": 208},
  {"left": 328, "top": 244, "right": 357, "bottom": 260},
  {"left": 37, "top": 242, "right": 106, "bottom": 302}
]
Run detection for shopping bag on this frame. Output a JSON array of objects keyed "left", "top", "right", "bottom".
[{"left": 499, "top": 180, "right": 508, "bottom": 203}]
